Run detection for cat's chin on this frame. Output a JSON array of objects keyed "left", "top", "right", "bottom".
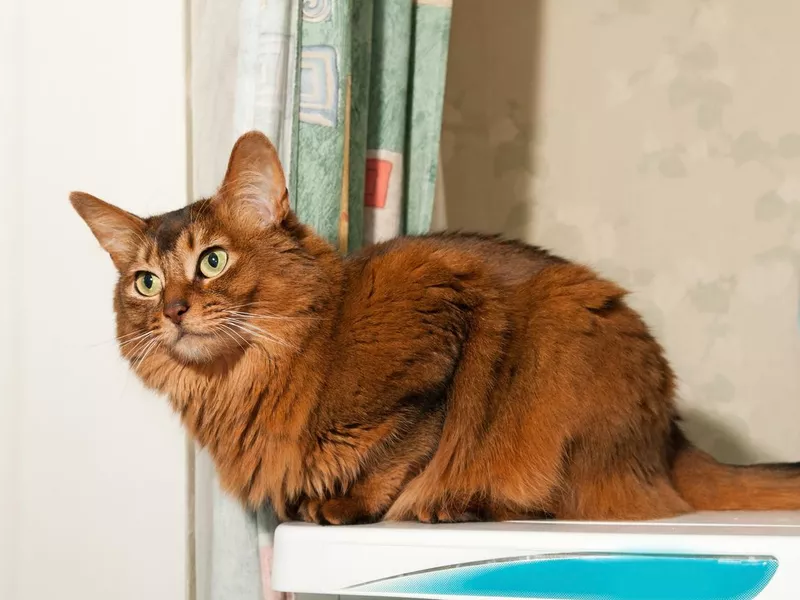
[{"left": 170, "top": 333, "right": 228, "bottom": 365}]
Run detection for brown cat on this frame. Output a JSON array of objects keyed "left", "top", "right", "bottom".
[{"left": 70, "top": 131, "right": 800, "bottom": 524}]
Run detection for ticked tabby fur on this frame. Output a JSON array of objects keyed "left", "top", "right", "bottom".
[{"left": 70, "top": 131, "right": 800, "bottom": 524}]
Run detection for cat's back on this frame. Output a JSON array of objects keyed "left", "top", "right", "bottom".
[
  {"left": 342, "top": 231, "right": 639, "bottom": 346},
  {"left": 345, "top": 232, "right": 568, "bottom": 292}
]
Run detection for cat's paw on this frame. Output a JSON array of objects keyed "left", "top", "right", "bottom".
[
  {"left": 413, "top": 503, "right": 479, "bottom": 524},
  {"left": 298, "top": 497, "right": 376, "bottom": 525}
]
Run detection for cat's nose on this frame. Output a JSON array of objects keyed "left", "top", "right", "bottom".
[{"left": 164, "top": 300, "right": 190, "bottom": 325}]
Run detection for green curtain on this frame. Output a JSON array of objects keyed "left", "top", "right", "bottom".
[
  {"left": 193, "top": 1, "right": 452, "bottom": 599},
  {"left": 292, "top": 0, "right": 452, "bottom": 251},
  {"left": 262, "top": 1, "right": 452, "bottom": 597}
]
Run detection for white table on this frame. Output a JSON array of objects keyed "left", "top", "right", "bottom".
[{"left": 273, "top": 512, "right": 800, "bottom": 600}]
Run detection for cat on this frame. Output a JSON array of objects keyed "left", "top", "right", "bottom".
[{"left": 70, "top": 131, "right": 800, "bottom": 524}]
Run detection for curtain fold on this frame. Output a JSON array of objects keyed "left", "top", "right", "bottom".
[{"left": 190, "top": 0, "right": 452, "bottom": 598}]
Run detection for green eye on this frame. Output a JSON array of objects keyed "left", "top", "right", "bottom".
[
  {"left": 134, "top": 272, "right": 162, "bottom": 297},
  {"left": 199, "top": 248, "right": 228, "bottom": 278}
]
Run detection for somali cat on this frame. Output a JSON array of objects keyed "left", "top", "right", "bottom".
[{"left": 70, "top": 131, "right": 800, "bottom": 524}]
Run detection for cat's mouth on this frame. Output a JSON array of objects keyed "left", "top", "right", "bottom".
[{"left": 174, "top": 328, "right": 214, "bottom": 341}]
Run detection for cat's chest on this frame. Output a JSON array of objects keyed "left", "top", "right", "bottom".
[{"left": 171, "top": 364, "right": 313, "bottom": 506}]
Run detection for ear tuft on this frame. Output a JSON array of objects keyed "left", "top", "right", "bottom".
[
  {"left": 70, "top": 191, "right": 146, "bottom": 269},
  {"left": 218, "top": 131, "right": 289, "bottom": 227}
]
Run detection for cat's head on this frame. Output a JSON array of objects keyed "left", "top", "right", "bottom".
[{"left": 71, "top": 132, "right": 333, "bottom": 376}]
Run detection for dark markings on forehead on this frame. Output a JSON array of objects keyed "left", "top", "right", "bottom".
[
  {"left": 144, "top": 199, "right": 214, "bottom": 254},
  {"left": 144, "top": 205, "right": 192, "bottom": 253}
]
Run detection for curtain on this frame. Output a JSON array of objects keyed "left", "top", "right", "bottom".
[{"left": 190, "top": 1, "right": 452, "bottom": 598}]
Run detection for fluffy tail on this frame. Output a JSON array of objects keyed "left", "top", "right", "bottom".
[{"left": 671, "top": 430, "right": 800, "bottom": 511}]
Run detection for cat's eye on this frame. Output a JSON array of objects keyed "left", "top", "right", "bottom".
[
  {"left": 198, "top": 248, "right": 228, "bottom": 279},
  {"left": 134, "top": 271, "right": 162, "bottom": 297}
]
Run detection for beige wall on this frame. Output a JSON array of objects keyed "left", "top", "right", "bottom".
[{"left": 439, "top": 0, "right": 800, "bottom": 462}]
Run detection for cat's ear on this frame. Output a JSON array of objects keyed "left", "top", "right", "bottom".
[
  {"left": 70, "top": 192, "right": 146, "bottom": 269},
  {"left": 217, "top": 131, "right": 289, "bottom": 227}
]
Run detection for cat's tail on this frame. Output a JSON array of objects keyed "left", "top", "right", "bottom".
[{"left": 670, "top": 426, "right": 800, "bottom": 511}]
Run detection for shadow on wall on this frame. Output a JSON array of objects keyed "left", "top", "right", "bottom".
[
  {"left": 680, "top": 408, "right": 768, "bottom": 465},
  {"left": 432, "top": 0, "right": 785, "bottom": 468},
  {"left": 435, "top": 0, "right": 543, "bottom": 238}
]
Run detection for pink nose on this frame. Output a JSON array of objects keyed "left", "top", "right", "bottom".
[{"left": 164, "top": 300, "right": 189, "bottom": 324}]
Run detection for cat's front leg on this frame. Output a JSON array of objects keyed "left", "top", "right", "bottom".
[{"left": 298, "top": 458, "right": 419, "bottom": 525}]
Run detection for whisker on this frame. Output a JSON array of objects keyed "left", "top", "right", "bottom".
[
  {"left": 132, "top": 337, "right": 161, "bottom": 372},
  {"left": 86, "top": 328, "right": 150, "bottom": 348},
  {"left": 136, "top": 336, "right": 163, "bottom": 369},
  {"left": 118, "top": 329, "right": 151, "bottom": 341},
  {"left": 133, "top": 336, "right": 159, "bottom": 362},
  {"left": 223, "top": 311, "right": 296, "bottom": 322},
  {"left": 227, "top": 320, "right": 297, "bottom": 350},
  {"left": 124, "top": 333, "right": 156, "bottom": 358},
  {"left": 225, "top": 319, "right": 270, "bottom": 341},
  {"left": 224, "top": 301, "right": 280, "bottom": 311},
  {"left": 213, "top": 323, "right": 248, "bottom": 351},
  {"left": 135, "top": 341, "right": 160, "bottom": 371},
  {"left": 219, "top": 328, "right": 246, "bottom": 352},
  {"left": 227, "top": 301, "right": 322, "bottom": 319},
  {"left": 118, "top": 331, "right": 156, "bottom": 349},
  {"left": 222, "top": 309, "right": 321, "bottom": 322},
  {"left": 193, "top": 197, "right": 215, "bottom": 223}
]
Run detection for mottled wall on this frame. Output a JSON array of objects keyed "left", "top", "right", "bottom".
[{"left": 438, "top": 0, "right": 800, "bottom": 462}]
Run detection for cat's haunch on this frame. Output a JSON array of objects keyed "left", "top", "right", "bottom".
[{"left": 70, "top": 131, "right": 800, "bottom": 524}]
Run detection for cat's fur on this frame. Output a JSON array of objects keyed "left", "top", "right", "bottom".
[{"left": 70, "top": 131, "right": 800, "bottom": 524}]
